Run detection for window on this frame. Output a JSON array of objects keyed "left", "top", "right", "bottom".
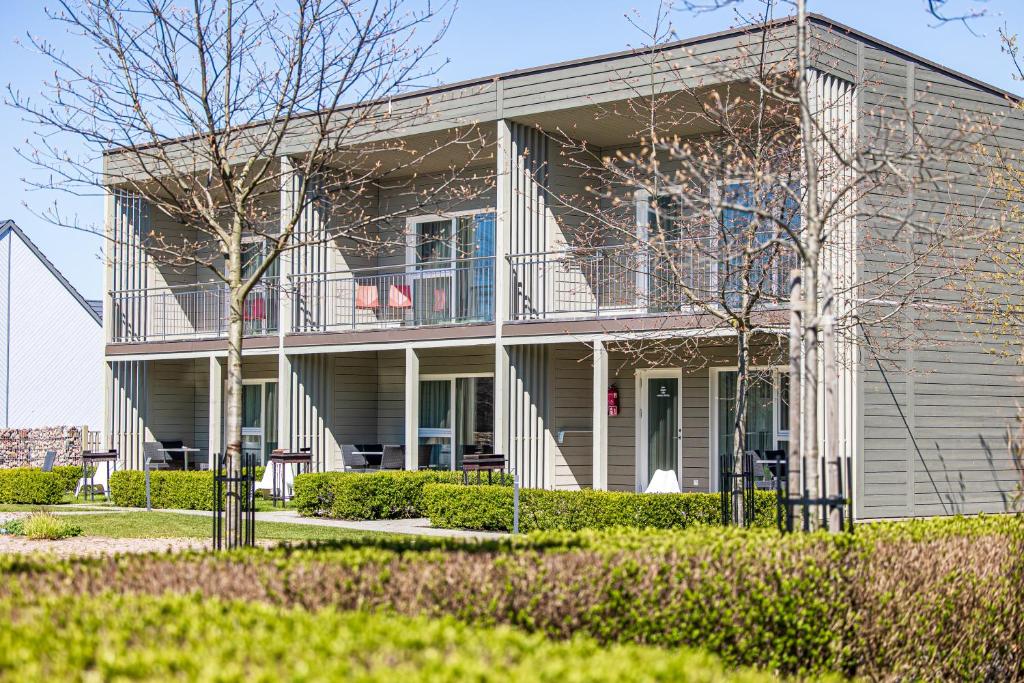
[
  {"left": 712, "top": 180, "right": 799, "bottom": 306},
  {"left": 408, "top": 212, "right": 495, "bottom": 324},
  {"left": 418, "top": 376, "right": 494, "bottom": 470},
  {"left": 715, "top": 368, "right": 790, "bottom": 488}
]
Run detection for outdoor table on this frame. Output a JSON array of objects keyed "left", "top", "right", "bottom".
[
  {"left": 82, "top": 450, "right": 118, "bottom": 502},
  {"left": 462, "top": 454, "right": 507, "bottom": 484},
  {"left": 159, "top": 446, "right": 201, "bottom": 471},
  {"left": 268, "top": 451, "right": 313, "bottom": 507}
]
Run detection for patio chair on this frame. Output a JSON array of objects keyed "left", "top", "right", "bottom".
[
  {"left": 341, "top": 444, "right": 370, "bottom": 472},
  {"left": 379, "top": 444, "right": 405, "bottom": 470},
  {"left": 762, "top": 449, "right": 787, "bottom": 488},
  {"left": 41, "top": 451, "right": 56, "bottom": 472},
  {"left": 143, "top": 441, "right": 170, "bottom": 470}
]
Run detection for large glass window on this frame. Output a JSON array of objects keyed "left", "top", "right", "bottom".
[
  {"left": 716, "top": 369, "right": 786, "bottom": 488},
  {"left": 411, "top": 212, "right": 495, "bottom": 324}
]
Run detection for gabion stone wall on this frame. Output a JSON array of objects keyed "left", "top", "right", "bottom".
[{"left": 0, "top": 426, "right": 85, "bottom": 468}]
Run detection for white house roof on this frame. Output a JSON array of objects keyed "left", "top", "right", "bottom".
[{"left": 0, "top": 220, "right": 101, "bottom": 325}]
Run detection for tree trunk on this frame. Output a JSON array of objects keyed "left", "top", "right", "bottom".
[
  {"left": 796, "top": 0, "right": 822, "bottom": 530},
  {"left": 823, "top": 285, "right": 842, "bottom": 532},
  {"left": 802, "top": 252, "right": 821, "bottom": 530},
  {"left": 732, "top": 327, "right": 750, "bottom": 525},
  {"left": 788, "top": 271, "right": 803, "bottom": 531},
  {"left": 223, "top": 226, "right": 245, "bottom": 547}
]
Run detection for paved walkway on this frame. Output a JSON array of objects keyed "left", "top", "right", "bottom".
[{"left": 48, "top": 505, "right": 506, "bottom": 540}]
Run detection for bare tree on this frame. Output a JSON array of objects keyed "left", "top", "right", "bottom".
[
  {"left": 9, "top": 0, "right": 487, "bottom": 545},
  {"left": 541, "top": 0, "right": 990, "bottom": 530},
  {"left": 542, "top": 1, "right": 799, "bottom": 524}
]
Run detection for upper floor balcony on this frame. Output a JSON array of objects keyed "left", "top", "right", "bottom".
[
  {"left": 291, "top": 255, "right": 495, "bottom": 334},
  {"left": 507, "top": 237, "right": 795, "bottom": 321},
  {"left": 110, "top": 277, "right": 280, "bottom": 343}
]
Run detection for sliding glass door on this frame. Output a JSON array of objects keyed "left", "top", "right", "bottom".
[
  {"left": 715, "top": 369, "right": 788, "bottom": 487},
  {"left": 240, "top": 381, "right": 278, "bottom": 465},
  {"left": 418, "top": 376, "right": 494, "bottom": 470},
  {"left": 410, "top": 212, "right": 495, "bottom": 325}
]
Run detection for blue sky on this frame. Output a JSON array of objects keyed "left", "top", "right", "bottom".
[{"left": 1, "top": 0, "right": 1020, "bottom": 300}]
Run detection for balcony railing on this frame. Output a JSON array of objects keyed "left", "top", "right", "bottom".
[
  {"left": 507, "top": 238, "right": 794, "bottom": 320},
  {"left": 110, "top": 277, "right": 280, "bottom": 343},
  {"left": 290, "top": 256, "right": 495, "bottom": 333}
]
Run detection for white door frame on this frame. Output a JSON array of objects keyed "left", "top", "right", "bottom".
[
  {"left": 634, "top": 367, "right": 684, "bottom": 491},
  {"left": 241, "top": 379, "right": 271, "bottom": 461},
  {"left": 708, "top": 365, "right": 789, "bottom": 492}
]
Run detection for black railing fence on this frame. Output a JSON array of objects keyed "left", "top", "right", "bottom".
[{"left": 212, "top": 452, "right": 257, "bottom": 550}]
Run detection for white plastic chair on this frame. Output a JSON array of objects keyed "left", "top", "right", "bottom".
[
  {"left": 644, "top": 469, "right": 682, "bottom": 494},
  {"left": 74, "top": 460, "right": 117, "bottom": 499},
  {"left": 256, "top": 461, "right": 296, "bottom": 497}
]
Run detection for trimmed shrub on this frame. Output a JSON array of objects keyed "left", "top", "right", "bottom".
[
  {"left": 424, "top": 484, "right": 777, "bottom": 531},
  {"left": 19, "top": 512, "right": 82, "bottom": 540},
  {"left": 5, "top": 516, "right": 1021, "bottom": 680},
  {"left": 108, "top": 467, "right": 267, "bottom": 510},
  {"left": 0, "top": 468, "right": 66, "bottom": 504},
  {"left": 51, "top": 465, "right": 84, "bottom": 495},
  {"left": 293, "top": 470, "right": 469, "bottom": 520},
  {"left": 0, "top": 593, "right": 772, "bottom": 682},
  {"left": 109, "top": 470, "right": 215, "bottom": 510}
]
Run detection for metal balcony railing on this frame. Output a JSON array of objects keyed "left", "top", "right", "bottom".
[
  {"left": 109, "top": 277, "right": 280, "bottom": 343},
  {"left": 290, "top": 256, "right": 495, "bottom": 333},
  {"left": 507, "top": 238, "right": 794, "bottom": 320}
]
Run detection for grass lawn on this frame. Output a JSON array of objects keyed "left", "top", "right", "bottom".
[
  {"left": 0, "top": 494, "right": 286, "bottom": 513},
  {"left": 3, "top": 510, "right": 388, "bottom": 543}
]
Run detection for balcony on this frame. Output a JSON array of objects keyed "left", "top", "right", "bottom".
[
  {"left": 110, "top": 278, "right": 280, "bottom": 343},
  {"left": 290, "top": 256, "right": 495, "bottom": 334},
  {"left": 507, "top": 239, "right": 794, "bottom": 321}
]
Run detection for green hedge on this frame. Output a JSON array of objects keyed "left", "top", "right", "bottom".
[
  {"left": 50, "top": 466, "right": 83, "bottom": 495},
  {"left": 293, "top": 470, "right": 472, "bottom": 520},
  {"left": 424, "top": 484, "right": 777, "bottom": 531},
  {"left": 0, "top": 468, "right": 66, "bottom": 504},
  {"left": 0, "top": 593, "right": 771, "bottom": 682},
  {"left": 108, "top": 467, "right": 266, "bottom": 510},
  {"left": 5, "top": 516, "right": 1021, "bottom": 680}
]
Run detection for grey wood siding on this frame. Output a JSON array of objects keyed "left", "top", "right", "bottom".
[
  {"left": 145, "top": 358, "right": 208, "bottom": 454},
  {"left": 332, "top": 352, "right": 380, "bottom": 446},
  {"left": 856, "top": 37, "right": 1024, "bottom": 519},
  {"left": 548, "top": 343, "right": 721, "bottom": 492},
  {"left": 377, "top": 350, "right": 406, "bottom": 444}
]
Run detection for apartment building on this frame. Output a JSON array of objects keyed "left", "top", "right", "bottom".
[{"left": 103, "top": 15, "right": 1024, "bottom": 520}]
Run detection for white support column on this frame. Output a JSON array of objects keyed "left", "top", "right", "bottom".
[
  {"left": 278, "top": 156, "right": 296, "bottom": 339},
  {"left": 208, "top": 355, "right": 223, "bottom": 460},
  {"left": 103, "top": 360, "right": 113, "bottom": 450},
  {"left": 592, "top": 340, "right": 608, "bottom": 491},
  {"left": 494, "top": 120, "right": 512, "bottom": 333},
  {"left": 278, "top": 352, "right": 293, "bottom": 452},
  {"left": 494, "top": 342, "right": 510, "bottom": 464},
  {"left": 404, "top": 347, "right": 419, "bottom": 470}
]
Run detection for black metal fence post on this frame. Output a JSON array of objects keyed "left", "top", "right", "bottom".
[{"left": 213, "top": 452, "right": 256, "bottom": 550}]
